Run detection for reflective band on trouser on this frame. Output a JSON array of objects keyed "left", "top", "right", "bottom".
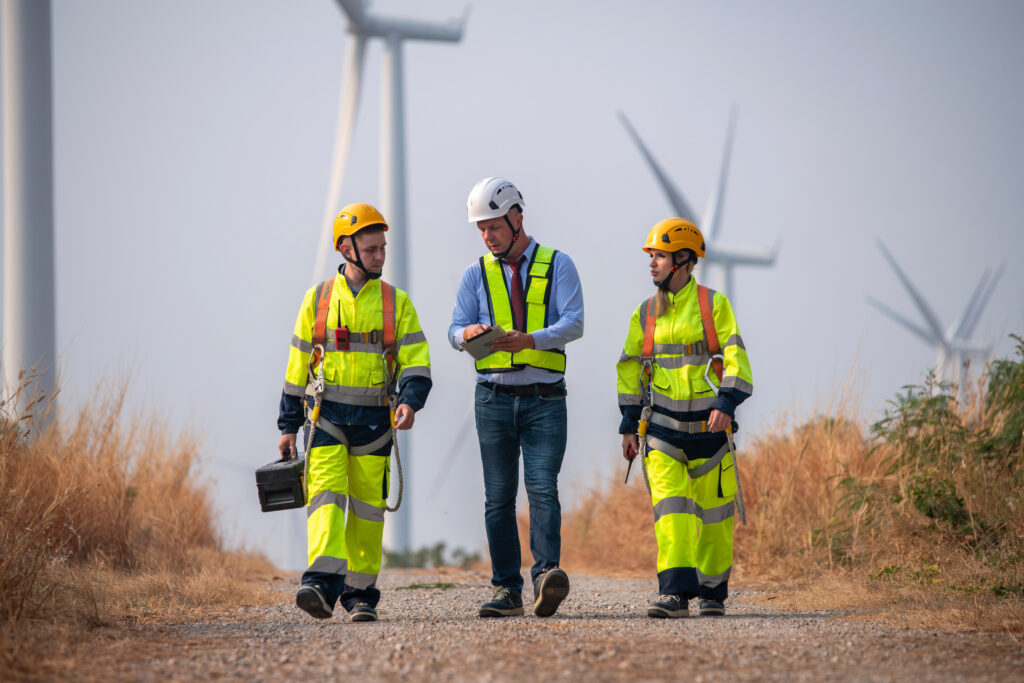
[
  {"left": 306, "top": 442, "right": 349, "bottom": 573},
  {"left": 645, "top": 444, "right": 736, "bottom": 601}
]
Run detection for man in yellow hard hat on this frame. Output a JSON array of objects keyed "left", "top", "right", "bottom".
[
  {"left": 276, "top": 202, "right": 431, "bottom": 623},
  {"left": 449, "top": 177, "right": 584, "bottom": 618}
]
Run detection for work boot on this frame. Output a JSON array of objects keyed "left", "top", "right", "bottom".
[
  {"left": 699, "top": 599, "right": 725, "bottom": 616},
  {"left": 295, "top": 585, "right": 333, "bottom": 620},
  {"left": 350, "top": 602, "right": 378, "bottom": 622},
  {"left": 647, "top": 594, "right": 689, "bottom": 618},
  {"left": 479, "top": 587, "right": 524, "bottom": 618},
  {"left": 532, "top": 567, "right": 570, "bottom": 617}
]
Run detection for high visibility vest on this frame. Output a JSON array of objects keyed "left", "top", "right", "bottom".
[
  {"left": 474, "top": 244, "right": 567, "bottom": 374},
  {"left": 281, "top": 275, "right": 431, "bottom": 407}
]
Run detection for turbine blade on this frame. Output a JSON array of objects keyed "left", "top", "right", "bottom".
[
  {"left": 950, "top": 268, "right": 990, "bottom": 341},
  {"left": 960, "top": 262, "right": 1004, "bottom": 339},
  {"left": 875, "top": 240, "right": 949, "bottom": 351},
  {"left": 618, "top": 111, "right": 699, "bottom": 222},
  {"left": 702, "top": 241, "right": 776, "bottom": 266},
  {"left": 701, "top": 105, "right": 736, "bottom": 243},
  {"left": 335, "top": 0, "right": 368, "bottom": 29},
  {"left": 866, "top": 295, "right": 936, "bottom": 347},
  {"left": 312, "top": 35, "right": 367, "bottom": 286}
]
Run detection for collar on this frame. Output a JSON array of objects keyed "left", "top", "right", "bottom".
[
  {"left": 665, "top": 275, "right": 696, "bottom": 305},
  {"left": 501, "top": 237, "right": 537, "bottom": 266}
]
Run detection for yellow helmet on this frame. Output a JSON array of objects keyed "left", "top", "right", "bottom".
[
  {"left": 643, "top": 218, "right": 705, "bottom": 258},
  {"left": 333, "top": 202, "right": 388, "bottom": 252}
]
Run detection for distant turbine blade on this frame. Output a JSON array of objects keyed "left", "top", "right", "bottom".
[
  {"left": 867, "top": 295, "right": 936, "bottom": 347},
  {"left": 875, "top": 240, "right": 949, "bottom": 351},
  {"left": 618, "top": 111, "right": 699, "bottom": 222},
  {"left": 312, "top": 34, "right": 367, "bottom": 286},
  {"left": 960, "top": 262, "right": 1004, "bottom": 340},
  {"left": 950, "top": 268, "right": 990, "bottom": 341},
  {"left": 335, "top": 0, "right": 368, "bottom": 29},
  {"left": 702, "top": 105, "right": 736, "bottom": 243}
]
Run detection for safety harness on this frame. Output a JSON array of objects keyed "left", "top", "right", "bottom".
[
  {"left": 627, "top": 284, "right": 747, "bottom": 523},
  {"left": 303, "top": 277, "right": 404, "bottom": 512}
]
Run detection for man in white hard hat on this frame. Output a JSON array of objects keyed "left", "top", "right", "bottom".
[{"left": 449, "top": 177, "right": 584, "bottom": 618}]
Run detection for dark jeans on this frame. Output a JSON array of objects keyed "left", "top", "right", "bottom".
[{"left": 475, "top": 381, "right": 567, "bottom": 593}]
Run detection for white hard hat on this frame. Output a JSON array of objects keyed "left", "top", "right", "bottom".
[{"left": 466, "top": 177, "right": 525, "bottom": 223}]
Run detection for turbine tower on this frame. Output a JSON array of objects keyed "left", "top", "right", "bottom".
[
  {"left": 309, "top": 0, "right": 467, "bottom": 556},
  {"left": 619, "top": 109, "right": 778, "bottom": 303},
  {"left": 867, "top": 239, "right": 1003, "bottom": 385},
  {"left": 2, "top": 0, "right": 56, "bottom": 420}
]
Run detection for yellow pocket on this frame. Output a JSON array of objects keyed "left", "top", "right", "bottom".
[{"left": 718, "top": 452, "right": 737, "bottom": 499}]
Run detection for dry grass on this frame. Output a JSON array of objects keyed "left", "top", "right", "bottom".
[
  {"left": 523, "top": 340, "right": 1024, "bottom": 632},
  {"left": 0, "top": 381, "right": 279, "bottom": 679}
]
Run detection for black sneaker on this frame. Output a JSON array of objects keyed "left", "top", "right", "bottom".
[
  {"left": 479, "top": 587, "right": 524, "bottom": 618},
  {"left": 296, "top": 585, "right": 333, "bottom": 619},
  {"left": 350, "top": 602, "right": 378, "bottom": 622},
  {"left": 699, "top": 599, "right": 725, "bottom": 616},
  {"left": 533, "top": 568, "right": 570, "bottom": 617},
  {"left": 647, "top": 594, "right": 689, "bottom": 618}
]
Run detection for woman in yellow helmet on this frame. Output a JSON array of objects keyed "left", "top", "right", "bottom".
[{"left": 615, "top": 218, "right": 754, "bottom": 618}]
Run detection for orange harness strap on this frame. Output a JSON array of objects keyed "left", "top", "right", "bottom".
[
  {"left": 380, "top": 280, "right": 397, "bottom": 380},
  {"left": 311, "top": 278, "right": 335, "bottom": 367},
  {"left": 697, "top": 285, "right": 724, "bottom": 383},
  {"left": 640, "top": 296, "right": 658, "bottom": 386}
]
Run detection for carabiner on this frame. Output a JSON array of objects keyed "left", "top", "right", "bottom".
[{"left": 703, "top": 354, "right": 724, "bottom": 397}]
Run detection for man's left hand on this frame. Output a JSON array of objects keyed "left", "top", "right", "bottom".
[
  {"left": 708, "top": 409, "right": 731, "bottom": 433},
  {"left": 395, "top": 404, "right": 415, "bottom": 431},
  {"left": 488, "top": 330, "right": 535, "bottom": 354}
]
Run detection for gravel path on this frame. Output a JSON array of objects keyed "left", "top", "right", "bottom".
[{"left": 78, "top": 570, "right": 1022, "bottom": 682}]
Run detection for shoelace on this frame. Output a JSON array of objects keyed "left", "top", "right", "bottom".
[{"left": 492, "top": 587, "right": 512, "bottom": 601}]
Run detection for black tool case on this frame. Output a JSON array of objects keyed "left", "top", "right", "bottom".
[{"left": 255, "top": 457, "right": 306, "bottom": 512}]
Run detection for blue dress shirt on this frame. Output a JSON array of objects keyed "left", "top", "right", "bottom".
[{"left": 448, "top": 238, "right": 584, "bottom": 385}]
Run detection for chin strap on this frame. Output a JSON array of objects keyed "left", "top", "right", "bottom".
[
  {"left": 492, "top": 214, "right": 521, "bottom": 260},
  {"left": 654, "top": 252, "right": 689, "bottom": 290},
  {"left": 342, "top": 238, "right": 383, "bottom": 280}
]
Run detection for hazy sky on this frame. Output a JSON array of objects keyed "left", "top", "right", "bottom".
[{"left": 2, "top": 0, "right": 1023, "bottom": 570}]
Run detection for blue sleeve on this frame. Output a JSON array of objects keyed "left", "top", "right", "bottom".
[
  {"left": 618, "top": 404, "right": 642, "bottom": 435},
  {"left": 531, "top": 251, "right": 584, "bottom": 350},
  {"left": 397, "top": 376, "right": 433, "bottom": 412},
  {"left": 448, "top": 262, "right": 483, "bottom": 350},
  {"left": 278, "top": 391, "right": 305, "bottom": 434}
]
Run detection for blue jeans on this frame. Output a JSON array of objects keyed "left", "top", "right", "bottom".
[{"left": 475, "top": 381, "right": 567, "bottom": 593}]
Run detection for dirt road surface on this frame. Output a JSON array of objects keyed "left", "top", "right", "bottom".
[{"left": 69, "top": 570, "right": 1022, "bottom": 682}]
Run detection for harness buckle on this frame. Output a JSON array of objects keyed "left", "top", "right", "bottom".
[
  {"left": 334, "top": 326, "right": 350, "bottom": 351},
  {"left": 704, "top": 354, "right": 724, "bottom": 397}
]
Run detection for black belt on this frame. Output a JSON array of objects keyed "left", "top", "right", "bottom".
[{"left": 480, "top": 381, "right": 566, "bottom": 398}]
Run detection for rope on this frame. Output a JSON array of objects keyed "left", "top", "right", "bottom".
[{"left": 384, "top": 394, "right": 403, "bottom": 512}]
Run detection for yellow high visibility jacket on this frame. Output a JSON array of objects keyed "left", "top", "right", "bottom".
[
  {"left": 474, "top": 245, "right": 567, "bottom": 374},
  {"left": 282, "top": 274, "right": 431, "bottom": 408},
  {"left": 617, "top": 277, "right": 752, "bottom": 429}
]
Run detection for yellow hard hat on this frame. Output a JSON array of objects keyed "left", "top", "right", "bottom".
[
  {"left": 643, "top": 218, "right": 705, "bottom": 258},
  {"left": 333, "top": 202, "right": 388, "bottom": 251}
]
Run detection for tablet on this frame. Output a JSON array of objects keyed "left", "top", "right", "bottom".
[{"left": 460, "top": 325, "right": 508, "bottom": 360}]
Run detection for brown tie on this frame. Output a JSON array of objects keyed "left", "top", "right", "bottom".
[{"left": 503, "top": 255, "right": 527, "bottom": 331}]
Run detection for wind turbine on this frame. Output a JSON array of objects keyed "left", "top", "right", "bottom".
[
  {"left": 2, "top": 0, "right": 57, "bottom": 423},
  {"left": 618, "top": 109, "right": 778, "bottom": 303},
  {"left": 867, "top": 239, "right": 1004, "bottom": 386},
  {"left": 309, "top": 0, "right": 467, "bottom": 554}
]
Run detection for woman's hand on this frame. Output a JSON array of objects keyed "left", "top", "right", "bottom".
[
  {"left": 708, "top": 409, "right": 731, "bottom": 433},
  {"left": 621, "top": 433, "right": 639, "bottom": 461}
]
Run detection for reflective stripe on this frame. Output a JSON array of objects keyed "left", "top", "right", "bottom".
[
  {"left": 283, "top": 381, "right": 306, "bottom": 397},
  {"left": 308, "top": 555, "right": 348, "bottom": 574},
  {"left": 349, "top": 496, "right": 386, "bottom": 523},
  {"left": 652, "top": 354, "right": 711, "bottom": 370},
  {"left": 291, "top": 335, "right": 314, "bottom": 354},
  {"left": 350, "top": 430, "right": 393, "bottom": 456},
  {"left": 687, "top": 442, "right": 730, "bottom": 479},
  {"left": 619, "top": 352, "right": 641, "bottom": 364},
  {"left": 294, "top": 330, "right": 424, "bottom": 355},
  {"left": 724, "top": 334, "right": 745, "bottom": 350},
  {"left": 314, "top": 418, "right": 349, "bottom": 446},
  {"left": 653, "top": 341, "right": 706, "bottom": 356},
  {"left": 651, "top": 393, "right": 717, "bottom": 413},
  {"left": 312, "top": 384, "right": 389, "bottom": 406},
  {"left": 396, "top": 330, "right": 427, "bottom": 348},
  {"left": 697, "top": 566, "right": 731, "bottom": 587},
  {"left": 618, "top": 392, "right": 642, "bottom": 406},
  {"left": 653, "top": 496, "right": 697, "bottom": 522},
  {"left": 307, "top": 490, "right": 347, "bottom": 518},
  {"left": 398, "top": 366, "right": 432, "bottom": 382},
  {"left": 699, "top": 500, "right": 735, "bottom": 524},
  {"left": 647, "top": 437, "right": 686, "bottom": 463},
  {"left": 345, "top": 569, "right": 378, "bottom": 589},
  {"left": 651, "top": 412, "right": 708, "bottom": 434},
  {"left": 721, "top": 376, "right": 753, "bottom": 393}
]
